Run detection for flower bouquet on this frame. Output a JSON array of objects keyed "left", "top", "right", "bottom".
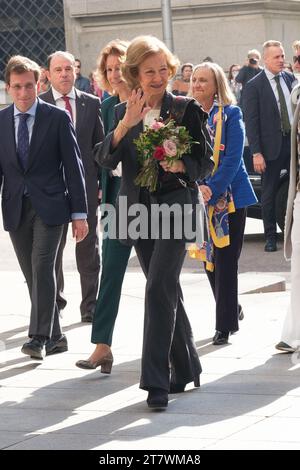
[{"left": 134, "top": 118, "right": 197, "bottom": 192}]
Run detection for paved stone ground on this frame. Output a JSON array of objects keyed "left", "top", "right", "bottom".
[{"left": 1, "top": 218, "right": 300, "bottom": 450}]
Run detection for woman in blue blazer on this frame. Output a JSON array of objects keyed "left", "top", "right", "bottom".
[{"left": 191, "top": 62, "right": 257, "bottom": 345}]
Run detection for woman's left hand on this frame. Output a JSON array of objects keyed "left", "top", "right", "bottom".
[
  {"left": 199, "top": 184, "right": 212, "bottom": 203},
  {"left": 160, "top": 160, "right": 186, "bottom": 173}
]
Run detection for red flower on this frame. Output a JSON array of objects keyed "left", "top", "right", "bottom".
[{"left": 153, "top": 146, "right": 166, "bottom": 161}]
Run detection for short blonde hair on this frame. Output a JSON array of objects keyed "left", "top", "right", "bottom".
[
  {"left": 247, "top": 49, "right": 261, "bottom": 59},
  {"left": 292, "top": 40, "right": 300, "bottom": 54},
  {"left": 262, "top": 40, "right": 283, "bottom": 57},
  {"left": 191, "top": 62, "right": 236, "bottom": 106},
  {"left": 96, "top": 39, "right": 129, "bottom": 93},
  {"left": 122, "top": 35, "right": 179, "bottom": 90}
]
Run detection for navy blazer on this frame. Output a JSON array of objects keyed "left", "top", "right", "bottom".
[
  {"left": 0, "top": 98, "right": 87, "bottom": 231},
  {"left": 243, "top": 70, "right": 294, "bottom": 161},
  {"left": 95, "top": 91, "right": 211, "bottom": 207},
  {"left": 40, "top": 88, "right": 104, "bottom": 209},
  {"left": 94, "top": 91, "right": 212, "bottom": 245}
]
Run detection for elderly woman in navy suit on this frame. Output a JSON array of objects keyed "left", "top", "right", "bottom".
[
  {"left": 93, "top": 35, "right": 213, "bottom": 409},
  {"left": 191, "top": 62, "right": 257, "bottom": 345}
]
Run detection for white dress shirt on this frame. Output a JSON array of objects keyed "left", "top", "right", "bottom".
[
  {"left": 51, "top": 86, "right": 77, "bottom": 126},
  {"left": 14, "top": 100, "right": 37, "bottom": 145},
  {"left": 265, "top": 68, "right": 293, "bottom": 125},
  {"left": 143, "top": 108, "right": 160, "bottom": 128}
]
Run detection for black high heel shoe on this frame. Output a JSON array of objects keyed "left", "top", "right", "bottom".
[
  {"left": 238, "top": 305, "right": 244, "bottom": 321},
  {"left": 147, "top": 388, "right": 168, "bottom": 409},
  {"left": 169, "top": 375, "right": 200, "bottom": 394}
]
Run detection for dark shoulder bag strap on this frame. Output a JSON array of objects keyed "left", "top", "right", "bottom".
[{"left": 169, "top": 96, "right": 192, "bottom": 124}]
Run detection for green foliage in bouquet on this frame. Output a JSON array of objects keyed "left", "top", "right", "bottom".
[{"left": 133, "top": 118, "right": 198, "bottom": 192}]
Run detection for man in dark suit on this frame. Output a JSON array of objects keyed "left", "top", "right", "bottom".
[
  {"left": 40, "top": 51, "right": 104, "bottom": 323},
  {"left": 0, "top": 55, "right": 88, "bottom": 359},
  {"left": 243, "top": 40, "right": 294, "bottom": 252}
]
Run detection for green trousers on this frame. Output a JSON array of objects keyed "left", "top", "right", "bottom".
[{"left": 91, "top": 176, "right": 131, "bottom": 346}]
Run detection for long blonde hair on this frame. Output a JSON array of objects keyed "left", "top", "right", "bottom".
[
  {"left": 96, "top": 39, "right": 129, "bottom": 93},
  {"left": 191, "top": 62, "right": 236, "bottom": 105}
]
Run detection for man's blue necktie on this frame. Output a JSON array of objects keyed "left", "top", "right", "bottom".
[{"left": 17, "top": 113, "right": 30, "bottom": 170}]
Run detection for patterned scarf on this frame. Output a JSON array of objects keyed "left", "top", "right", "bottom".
[{"left": 189, "top": 106, "right": 235, "bottom": 271}]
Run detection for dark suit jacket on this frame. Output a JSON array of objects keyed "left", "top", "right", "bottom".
[
  {"left": 243, "top": 70, "right": 294, "bottom": 161},
  {"left": 95, "top": 91, "right": 213, "bottom": 245},
  {"left": 40, "top": 88, "right": 104, "bottom": 209},
  {"left": 0, "top": 98, "right": 87, "bottom": 231}
]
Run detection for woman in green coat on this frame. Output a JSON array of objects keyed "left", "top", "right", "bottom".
[{"left": 76, "top": 39, "right": 131, "bottom": 372}]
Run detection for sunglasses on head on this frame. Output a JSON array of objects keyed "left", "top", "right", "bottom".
[{"left": 293, "top": 56, "right": 300, "bottom": 64}]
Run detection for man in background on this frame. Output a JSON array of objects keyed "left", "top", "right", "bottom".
[
  {"left": 243, "top": 40, "right": 294, "bottom": 252},
  {"left": 236, "top": 48, "right": 263, "bottom": 109},
  {"left": 75, "top": 58, "right": 91, "bottom": 92},
  {"left": 41, "top": 51, "right": 104, "bottom": 323}
]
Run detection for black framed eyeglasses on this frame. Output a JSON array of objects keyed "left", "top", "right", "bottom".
[{"left": 293, "top": 55, "right": 300, "bottom": 64}]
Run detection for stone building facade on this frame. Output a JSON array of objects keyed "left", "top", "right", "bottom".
[{"left": 64, "top": 0, "right": 300, "bottom": 75}]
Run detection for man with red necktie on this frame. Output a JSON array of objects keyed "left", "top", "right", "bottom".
[{"left": 40, "top": 51, "right": 104, "bottom": 330}]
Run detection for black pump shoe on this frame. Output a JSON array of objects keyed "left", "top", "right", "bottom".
[
  {"left": 169, "top": 376, "right": 200, "bottom": 394},
  {"left": 147, "top": 388, "right": 168, "bottom": 410},
  {"left": 238, "top": 305, "right": 244, "bottom": 321},
  {"left": 212, "top": 331, "right": 229, "bottom": 345}
]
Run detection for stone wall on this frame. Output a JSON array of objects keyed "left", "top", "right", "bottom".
[{"left": 63, "top": 0, "right": 300, "bottom": 75}]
